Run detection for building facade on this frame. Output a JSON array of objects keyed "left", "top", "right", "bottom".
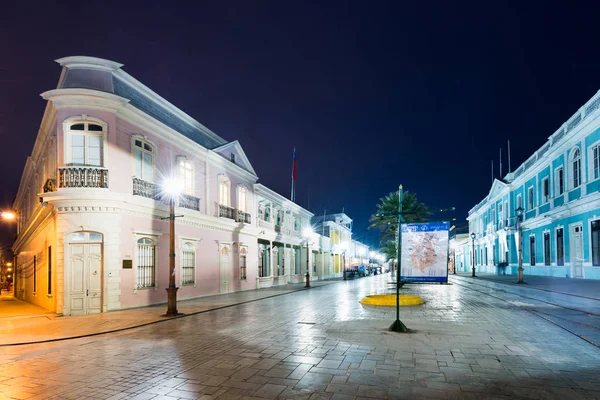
[
  {"left": 459, "top": 90, "right": 600, "bottom": 279},
  {"left": 11, "top": 56, "right": 375, "bottom": 315}
]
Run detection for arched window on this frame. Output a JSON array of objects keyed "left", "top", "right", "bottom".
[
  {"left": 177, "top": 158, "right": 194, "bottom": 195},
  {"left": 219, "top": 177, "right": 231, "bottom": 206},
  {"left": 133, "top": 138, "right": 154, "bottom": 181},
  {"left": 137, "top": 237, "right": 156, "bottom": 288},
  {"left": 238, "top": 186, "right": 248, "bottom": 212},
  {"left": 181, "top": 242, "right": 195, "bottom": 285},
  {"left": 66, "top": 121, "right": 105, "bottom": 166},
  {"left": 571, "top": 148, "right": 581, "bottom": 189}
]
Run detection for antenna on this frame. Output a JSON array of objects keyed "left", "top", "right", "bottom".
[
  {"left": 500, "top": 148, "right": 502, "bottom": 178},
  {"left": 508, "top": 139, "right": 511, "bottom": 173},
  {"left": 491, "top": 160, "right": 494, "bottom": 183}
]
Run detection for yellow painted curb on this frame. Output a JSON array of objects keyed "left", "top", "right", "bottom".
[{"left": 360, "top": 294, "right": 424, "bottom": 306}]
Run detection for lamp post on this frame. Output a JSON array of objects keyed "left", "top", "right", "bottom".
[
  {"left": 340, "top": 241, "right": 349, "bottom": 280},
  {"left": 470, "top": 232, "right": 476, "bottom": 277},
  {"left": 515, "top": 206, "right": 524, "bottom": 284},
  {"left": 303, "top": 227, "right": 314, "bottom": 288},
  {"left": 163, "top": 179, "right": 183, "bottom": 316}
]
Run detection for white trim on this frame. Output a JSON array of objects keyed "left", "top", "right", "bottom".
[
  {"left": 131, "top": 135, "right": 156, "bottom": 182},
  {"left": 587, "top": 215, "right": 600, "bottom": 267},
  {"left": 588, "top": 140, "right": 600, "bottom": 183},
  {"left": 133, "top": 234, "right": 159, "bottom": 293}
]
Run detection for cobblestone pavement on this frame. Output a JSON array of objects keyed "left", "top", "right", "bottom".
[{"left": 1, "top": 274, "right": 599, "bottom": 400}]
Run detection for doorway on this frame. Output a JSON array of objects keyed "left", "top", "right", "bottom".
[
  {"left": 570, "top": 224, "right": 583, "bottom": 278},
  {"left": 219, "top": 244, "right": 231, "bottom": 293},
  {"left": 68, "top": 232, "right": 103, "bottom": 315}
]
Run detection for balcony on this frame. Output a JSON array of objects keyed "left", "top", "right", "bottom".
[
  {"left": 237, "top": 210, "right": 251, "bottom": 224},
  {"left": 218, "top": 204, "right": 235, "bottom": 220},
  {"left": 133, "top": 178, "right": 160, "bottom": 200},
  {"left": 259, "top": 219, "right": 274, "bottom": 229},
  {"left": 180, "top": 193, "right": 200, "bottom": 211},
  {"left": 59, "top": 166, "right": 108, "bottom": 189}
]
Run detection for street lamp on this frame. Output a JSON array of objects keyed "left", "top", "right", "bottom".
[
  {"left": 302, "top": 227, "right": 314, "bottom": 288},
  {"left": 163, "top": 178, "right": 183, "bottom": 316},
  {"left": 470, "top": 232, "right": 476, "bottom": 277},
  {"left": 0, "top": 211, "right": 16, "bottom": 220},
  {"left": 515, "top": 206, "right": 524, "bottom": 284}
]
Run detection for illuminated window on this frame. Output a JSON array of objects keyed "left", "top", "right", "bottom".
[
  {"left": 219, "top": 178, "right": 231, "bottom": 206},
  {"left": 66, "top": 122, "right": 104, "bottom": 166},
  {"left": 133, "top": 139, "right": 154, "bottom": 181},
  {"left": 178, "top": 158, "right": 194, "bottom": 195},
  {"left": 237, "top": 186, "right": 248, "bottom": 213}
]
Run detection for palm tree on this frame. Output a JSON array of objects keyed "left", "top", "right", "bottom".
[
  {"left": 369, "top": 190, "right": 430, "bottom": 243},
  {"left": 380, "top": 240, "right": 397, "bottom": 262}
]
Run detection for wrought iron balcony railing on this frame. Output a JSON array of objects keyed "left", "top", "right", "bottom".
[
  {"left": 237, "top": 210, "right": 251, "bottom": 224},
  {"left": 132, "top": 178, "right": 160, "bottom": 200},
  {"left": 180, "top": 193, "right": 200, "bottom": 211},
  {"left": 59, "top": 166, "right": 108, "bottom": 188},
  {"left": 219, "top": 204, "right": 235, "bottom": 220}
]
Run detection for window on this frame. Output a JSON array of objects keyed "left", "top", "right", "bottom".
[
  {"left": 592, "top": 220, "right": 600, "bottom": 267},
  {"left": 48, "top": 246, "right": 52, "bottom": 295},
  {"left": 516, "top": 194, "right": 522, "bottom": 211},
  {"left": 67, "top": 122, "right": 104, "bottom": 166},
  {"left": 556, "top": 228, "right": 564, "bottom": 266},
  {"left": 529, "top": 236, "right": 536, "bottom": 266},
  {"left": 528, "top": 187, "right": 534, "bottom": 210},
  {"left": 491, "top": 208, "right": 496, "bottom": 227},
  {"left": 484, "top": 247, "right": 488, "bottom": 265},
  {"left": 230, "top": 153, "right": 236, "bottom": 163},
  {"left": 219, "top": 178, "right": 230, "bottom": 206},
  {"left": 181, "top": 243, "right": 195, "bottom": 285},
  {"left": 239, "top": 247, "right": 247, "bottom": 280},
  {"left": 497, "top": 203, "right": 503, "bottom": 226},
  {"left": 543, "top": 232, "right": 550, "bottom": 266},
  {"left": 137, "top": 238, "right": 156, "bottom": 288},
  {"left": 593, "top": 145, "right": 600, "bottom": 180},
  {"left": 237, "top": 186, "right": 248, "bottom": 212},
  {"left": 177, "top": 158, "right": 194, "bottom": 195},
  {"left": 556, "top": 167, "right": 564, "bottom": 195},
  {"left": 571, "top": 148, "right": 581, "bottom": 188},
  {"left": 133, "top": 139, "right": 154, "bottom": 181},
  {"left": 33, "top": 255, "right": 37, "bottom": 293},
  {"left": 542, "top": 177, "right": 549, "bottom": 204}
]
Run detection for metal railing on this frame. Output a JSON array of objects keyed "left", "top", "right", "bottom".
[
  {"left": 59, "top": 167, "right": 108, "bottom": 188},
  {"left": 180, "top": 193, "right": 200, "bottom": 211},
  {"left": 219, "top": 204, "right": 235, "bottom": 220},
  {"left": 132, "top": 178, "right": 160, "bottom": 200},
  {"left": 237, "top": 210, "right": 251, "bottom": 224}
]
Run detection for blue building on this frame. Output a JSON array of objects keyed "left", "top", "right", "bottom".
[{"left": 458, "top": 90, "right": 600, "bottom": 279}]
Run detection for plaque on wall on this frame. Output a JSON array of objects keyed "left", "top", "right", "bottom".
[{"left": 122, "top": 259, "right": 132, "bottom": 269}]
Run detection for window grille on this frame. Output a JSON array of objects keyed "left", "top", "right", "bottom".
[{"left": 137, "top": 238, "right": 155, "bottom": 288}]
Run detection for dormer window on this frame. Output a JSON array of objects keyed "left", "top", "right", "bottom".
[
  {"left": 230, "top": 153, "right": 236, "bottom": 163},
  {"left": 65, "top": 121, "right": 105, "bottom": 167}
]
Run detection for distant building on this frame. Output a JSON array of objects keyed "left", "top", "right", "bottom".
[
  {"left": 461, "top": 90, "right": 600, "bottom": 279},
  {"left": 311, "top": 213, "right": 358, "bottom": 278}
]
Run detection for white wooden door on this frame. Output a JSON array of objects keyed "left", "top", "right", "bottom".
[
  {"left": 70, "top": 243, "right": 102, "bottom": 315},
  {"left": 219, "top": 247, "right": 230, "bottom": 294},
  {"left": 571, "top": 225, "right": 584, "bottom": 278}
]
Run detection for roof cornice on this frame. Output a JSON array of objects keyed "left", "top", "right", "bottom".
[{"left": 55, "top": 56, "right": 124, "bottom": 72}]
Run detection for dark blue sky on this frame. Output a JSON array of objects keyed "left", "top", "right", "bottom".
[{"left": 1, "top": 1, "right": 600, "bottom": 249}]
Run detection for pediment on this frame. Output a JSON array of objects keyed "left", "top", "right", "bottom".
[
  {"left": 487, "top": 179, "right": 508, "bottom": 201},
  {"left": 212, "top": 140, "right": 257, "bottom": 176}
]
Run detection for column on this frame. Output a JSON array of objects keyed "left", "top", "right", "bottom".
[{"left": 269, "top": 241, "right": 274, "bottom": 278}]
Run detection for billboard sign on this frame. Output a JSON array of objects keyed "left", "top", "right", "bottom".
[{"left": 400, "top": 221, "right": 449, "bottom": 283}]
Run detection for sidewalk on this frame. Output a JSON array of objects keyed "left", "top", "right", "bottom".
[
  {"left": 455, "top": 271, "right": 600, "bottom": 300},
  {"left": 0, "top": 279, "right": 339, "bottom": 347}
]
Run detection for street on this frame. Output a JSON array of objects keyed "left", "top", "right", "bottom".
[{"left": 1, "top": 274, "right": 599, "bottom": 400}]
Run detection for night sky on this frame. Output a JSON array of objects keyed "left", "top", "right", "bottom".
[{"left": 1, "top": 1, "right": 600, "bottom": 251}]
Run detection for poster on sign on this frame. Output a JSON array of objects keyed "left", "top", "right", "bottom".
[{"left": 400, "top": 221, "right": 449, "bottom": 283}]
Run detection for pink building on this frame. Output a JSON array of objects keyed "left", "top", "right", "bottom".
[{"left": 11, "top": 56, "right": 316, "bottom": 315}]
